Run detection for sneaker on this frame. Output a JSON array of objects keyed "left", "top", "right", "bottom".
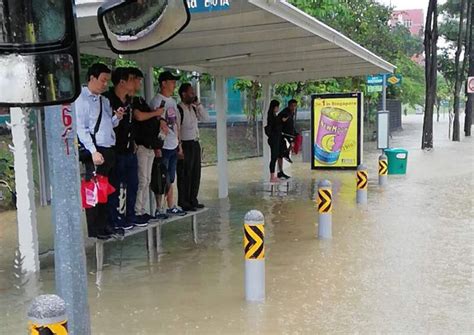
[
  {"left": 134, "top": 215, "right": 149, "bottom": 227},
  {"left": 194, "top": 203, "right": 205, "bottom": 209},
  {"left": 277, "top": 172, "right": 290, "bottom": 179},
  {"left": 122, "top": 224, "right": 134, "bottom": 231},
  {"left": 166, "top": 207, "right": 187, "bottom": 216},
  {"left": 154, "top": 210, "right": 169, "bottom": 220}
]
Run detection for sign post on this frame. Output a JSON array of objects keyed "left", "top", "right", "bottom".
[
  {"left": 44, "top": 104, "right": 91, "bottom": 335},
  {"left": 467, "top": 77, "right": 474, "bottom": 94}
]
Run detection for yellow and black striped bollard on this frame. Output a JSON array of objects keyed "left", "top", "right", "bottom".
[
  {"left": 244, "top": 210, "right": 265, "bottom": 302},
  {"left": 356, "top": 164, "right": 368, "bottom": 205},
  {"left": 28, "top": 295, "right": 68, "bottom": 335},
  {"left": 317, "top": 180, "right": 332, "bottom": 239},
  {"left": 379, "top": 154, "right": 388, "bottom": 187}
]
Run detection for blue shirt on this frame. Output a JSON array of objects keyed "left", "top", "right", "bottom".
[{"left": 75, "top": 86, "right": 119, "bottom": 154}]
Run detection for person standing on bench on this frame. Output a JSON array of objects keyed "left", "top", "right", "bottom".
[
  {"left": 76, "top": 63, "right": 124, "bottom": 239},
  {"left": 277, "top": 99, "right": 298, "bottom": 179},
  {"left": 150, "top": 71, "right": 186, "bottom": 217},
  {"left": 265, "top": 99, "right": 282, "bottom": 182},
  {"left": 131, "top": 68, "right": 166, "bottom": 222},
  {"left": 176, "top": 83, "right": 209, "bottom": 211},
  {"left": 102, "top": 67, "right": 148, "bottom": 232}
]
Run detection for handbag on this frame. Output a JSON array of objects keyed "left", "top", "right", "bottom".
[
  {"left": 80, "top": 172, "right": 115, "bottom": 208},
  {"left": 78, "top": 96, "right": 103, "bottom": 163}
]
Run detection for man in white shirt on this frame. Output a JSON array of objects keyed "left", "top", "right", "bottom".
[
  {"left": 176, "top": 83, "right": 209, "bottom": 211},
  {"left": 149, "top": 71, "right": 186, "bottom": 216},
  {"left": 75, "top": 63, "right": 124, "bottom": 239}
]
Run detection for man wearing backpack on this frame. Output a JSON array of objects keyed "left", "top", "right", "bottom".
[{"left": 176, "top": 83, "right": 209, "bottom": 211}]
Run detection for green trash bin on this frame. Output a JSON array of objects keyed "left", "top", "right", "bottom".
[{"left": 384, "top": 148, "right": 408, "bottom": 174}]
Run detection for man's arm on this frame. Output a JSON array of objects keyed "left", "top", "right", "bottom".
[
  {"left": 133, "top": 107, "right": 163, "bottom": 121},
  {"left": 194, "top": 103, "right": 209, "bottom": 122},
  {"left": 75, "top": 97, "right": 96, "bottom": 154}
]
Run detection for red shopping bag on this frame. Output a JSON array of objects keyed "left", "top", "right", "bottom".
[
  {"left": 96, "top": 175, "right": 115, "bottom": 204},
  {"left": 80, "top": 175, "right": 115, "bottom": 208},
  {"left": 292, "top": 133, "right": 303, "bottom": 155},
  {"left": 81, "top": 178, "right": 98, "bottom": 208}
]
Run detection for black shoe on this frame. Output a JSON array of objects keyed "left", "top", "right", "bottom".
[
  {"left": 96, "top": 234, "right": 112, "bottom": 240},
  {"left": 284, "top": 156, "right": 293, "bottom": 164},
  {"left": 194, "top": 203, "right": 205, "bottom": 209},
  {"left": 278, "top": 172, "right": 290, "bottom": 179},
  {"left": 182, "top": 205, "right": 197, "bottom": 211}
]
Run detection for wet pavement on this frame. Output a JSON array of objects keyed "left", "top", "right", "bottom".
[{"left": 0, "top": 115, "right": 473, "bottom": 334}]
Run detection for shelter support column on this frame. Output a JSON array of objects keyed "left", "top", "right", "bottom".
[
  {"left": 143, "top": 65, "right": 156, "bottom": 214},
  {"left": 215, "top": 75, "right": 229, "bottom": 199},
  {"left": 261, "top": 82, "right": 272, "bottom": 181},
  {"left": 10, "top": 107, "right": 40, "bottom": 273}
]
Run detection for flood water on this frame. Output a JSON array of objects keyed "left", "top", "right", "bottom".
[{"left": 0, "top": 115, "right": 473, "bottom": 334}]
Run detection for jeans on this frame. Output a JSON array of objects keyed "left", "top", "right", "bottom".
[
  {"left": 161, "top": 148, "right": 178, "bottom": 185},
  {"left": 108, "top": 152, "right": 138, "bottom": 227}
]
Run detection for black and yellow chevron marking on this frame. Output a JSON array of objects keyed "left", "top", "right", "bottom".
[
  {"left": 357, "top": 171, "right": 368, "bottom": 190},
  {"left": 317, "top": 188, "right": 332, "bottom": 213},
  {"left": 244, "top": 223, "right": 264, "bottom": 260},
  {"left": 379, "top": 159, "right": 388, "bottom": 176},
  {"left": 29, "top": 320, "right": 68, "bottom": 335}
]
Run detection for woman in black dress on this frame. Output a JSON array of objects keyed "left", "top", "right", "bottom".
[{"left": 266, "top": 100, "right": 282, "bottom": 182}]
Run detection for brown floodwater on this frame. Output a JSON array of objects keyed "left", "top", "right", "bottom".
[{"left": 0, "top": 115, "right": 472, "bottom": 334}]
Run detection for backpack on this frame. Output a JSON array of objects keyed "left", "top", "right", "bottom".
[{"left": 177, "top": 104, "right": 197, "bottom": 125}]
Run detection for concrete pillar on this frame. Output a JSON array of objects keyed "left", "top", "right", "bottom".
[
  {"left": 215, "top": 75, "right": 228, "bottom": 199},
  {"left": 144, "top": 66, "right": 155, "bottom": 100},
  {"left": 10, "top": 107, "right": 39, "bottom": 273},
  {"left": 143, "top": 66, "right": 156, "bottom": 215},
  {"left": 261, "top": 82, "right": 271, "bottom": 181}
]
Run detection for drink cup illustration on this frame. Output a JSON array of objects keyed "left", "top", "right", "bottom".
[{"left": 314, "top": 107, "right": 352, "bottom": 164}]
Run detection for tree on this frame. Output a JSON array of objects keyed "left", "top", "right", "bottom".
[
  {"left": 452, "top": 0, "right": 468, "bottom": 141},
  {"left": 464, "top": 1, "right": 473, "bottom": 136},
  {"left": 422, "top": 0, "right": 438, "bottom": 149}
]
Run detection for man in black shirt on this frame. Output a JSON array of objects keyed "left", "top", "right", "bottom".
[
  {"left": 103, "top": 67, "right": 147, "bottom": 231},
  {"left": 129, "top": 68, "right": 166, "bottom": 221},
  {"left": 277, "top": 99, "right": 298, "bottom": 179}
]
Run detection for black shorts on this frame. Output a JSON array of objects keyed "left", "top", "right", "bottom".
[{"left": 150, "top": 157, "right": 167, "bottom": 195}]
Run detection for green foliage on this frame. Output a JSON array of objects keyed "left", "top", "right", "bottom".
[
  {"left": 283, "top": 0, "right": 426, "bottom": 108},
  {"left": 233, "top": 80, "right": 262, "bottom": 121},
  {"left": 0, "top": 145, "right": 15, "bottom": 209}
]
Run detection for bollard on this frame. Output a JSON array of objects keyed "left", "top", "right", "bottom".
[
  {"left": 356, "top": 164, "right": 368, "bottom": 205},
  {"left": 244, "top": 210, "right": 265, "bottom": 302},
  {"left": 378, "top": 154, "right": 388, "bottom": 187},
  {"left": 317, "top": 180, "right": 332, "bottom": 239},
  {"left": 28, "top": 294, "right": 68, "bottom": 335}
]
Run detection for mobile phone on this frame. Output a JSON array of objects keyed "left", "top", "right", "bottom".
[{"left": 160, "top": 100, "right": 166, "bottom": 108}]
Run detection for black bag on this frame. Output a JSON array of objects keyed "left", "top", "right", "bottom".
[
  {"left": 264, "top": 125, "right": 271, "bottom": 137},
  {"left": 78, "top": 97, "right": 103, "bottom": 163}
]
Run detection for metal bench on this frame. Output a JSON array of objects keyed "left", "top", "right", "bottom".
[
  {"left": 93, "top": 207, "right": 209, "bottom": 272},
  {"left": 263, "top": 179, "right": 291, "bottom": 195}
]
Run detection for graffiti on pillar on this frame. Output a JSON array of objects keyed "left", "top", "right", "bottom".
[{"left": 61, "top": 104, "right": 73, "bottom": 155}]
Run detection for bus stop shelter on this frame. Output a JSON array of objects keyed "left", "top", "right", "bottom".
[{"left": 76, "top": 0, "right": 395, "bottom": 198}]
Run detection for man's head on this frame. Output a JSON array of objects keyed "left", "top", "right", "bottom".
[
  {"left": 87, "top": 63, "right": 111, "bottom": 95},
  {"left": 288, "top": 99, "right": 298, "bottom": 113},
  {"left": 178, "top": 83, "right": 195, "bottom": 104},
  {"left": 111, "top": 67, "right": 135, "bottom": 94},
  {"left": 128, "top": 67, "right": 144, "bottom": 95},
  {"left": 158, "top": 71, "right": 180, "bottom": 97}
]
